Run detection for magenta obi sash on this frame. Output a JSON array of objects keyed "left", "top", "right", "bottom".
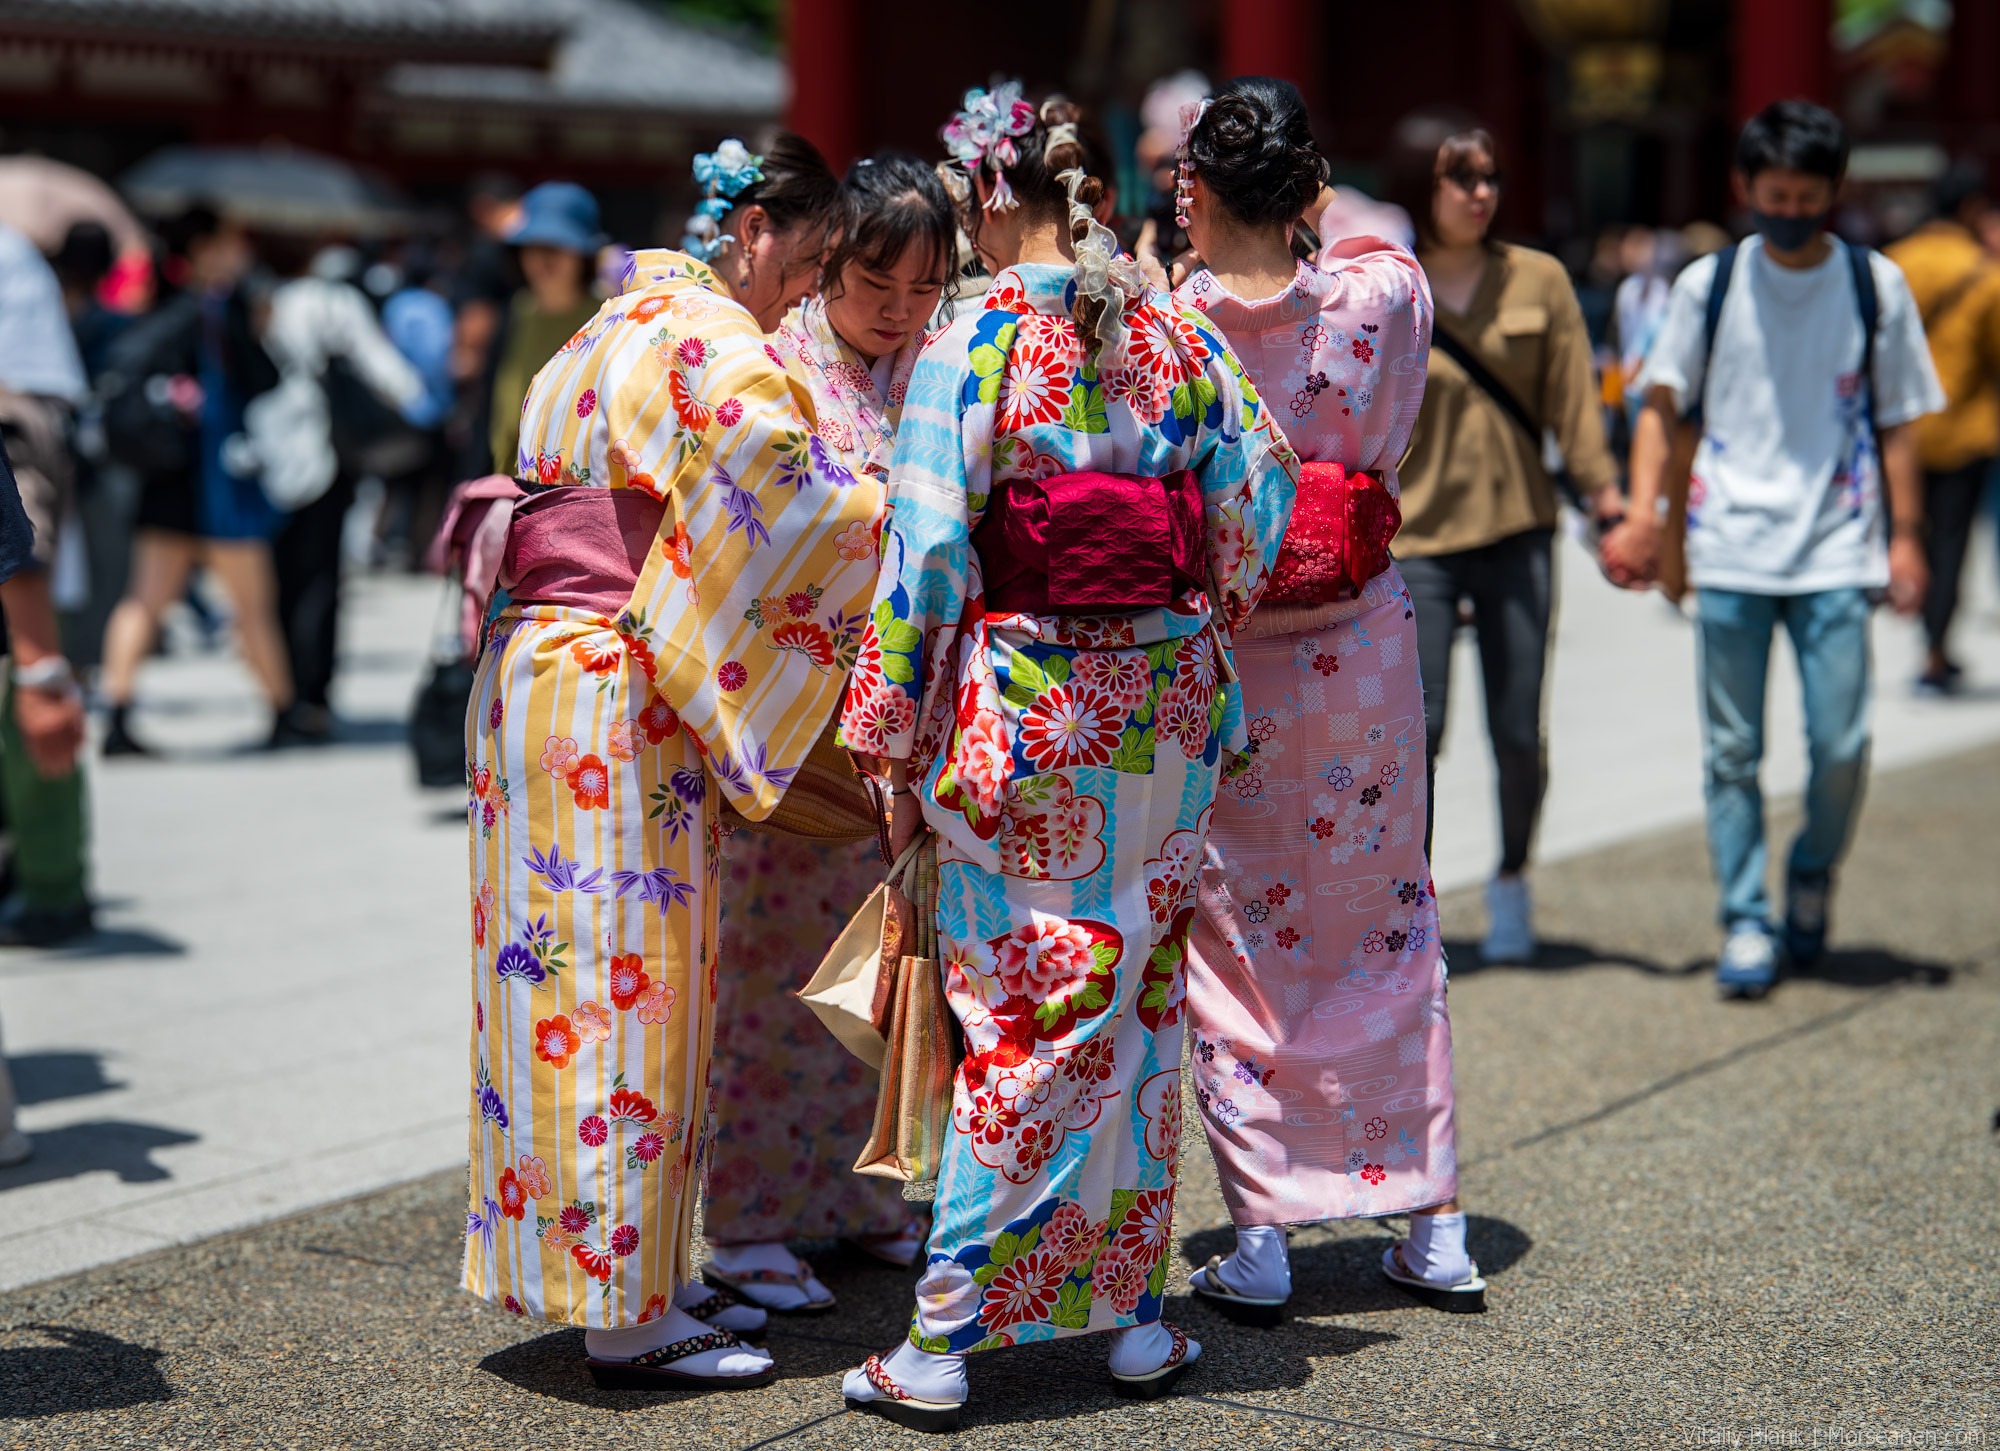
[
  {"left": 973, "top": 468, "right": 1206, "bottom": 616},
  {"left": 432, "top": 476, "right": 667, "bottom": 652},
  {"left": 1262, "top": 462, "right": 1401, "bottom": 605}
]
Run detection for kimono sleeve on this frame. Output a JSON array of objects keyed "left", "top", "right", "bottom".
[
  {"left": 1186, "top": 311, "right": 1297, "bottom": 633},
  {"left": 837, "top": 312, "right": 995, "bottom": 762},
  {"left": 618, "top": 316, "right": 882, "bottom": 820},
  {"left": 1317, "top": 237, "right": 1435, "bottom": 477}
]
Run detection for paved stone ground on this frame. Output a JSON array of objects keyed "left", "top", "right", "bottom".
[{"left": 4, "top": 743, "right": 1994, "bottom": 1450}]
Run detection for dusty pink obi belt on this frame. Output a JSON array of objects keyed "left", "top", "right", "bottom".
[
  {"left": 431, "top": 476, "right": 666, "bottom": 653},
  {"left": 974, "top": 468, "right": 1206, "bottom": 616},
  {"left": 1263, "top": 463, "right": 1401, "bottom": 604}
]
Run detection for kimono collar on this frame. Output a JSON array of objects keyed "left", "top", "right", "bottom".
[
  {"left": 618, "top": 247, "right": 728, "bottom": 300},
  {"left": 984, "top": 262, "right": 1078, "bottom": 318},
  {"left": 1182, "top": 258, "right": 1327, "bottom": 329},
  {"left": 775, "top": 295, "right": 916, "bottom": 481}
]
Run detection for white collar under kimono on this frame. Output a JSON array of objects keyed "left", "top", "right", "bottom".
[{"left": 772, "top": 297, "right": 919, "bottom": 480}]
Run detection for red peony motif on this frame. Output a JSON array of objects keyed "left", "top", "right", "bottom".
[
  {"left": 1042, "top": 1202, "right": 1104, "bottom": 1274},
  {"left": 1155, "top": 687, "right": 1210, "bottom": 759},
  {"left": 1018, "top": 684, "right": 1122, "bottom": 771},
  {"left": 608, "top": 954, "right": 650, "bottom": 1010},
  {"left": 1074, "top": 649, "right": 1153, "bottom": 708},
  {"left": 497, "top": 1167, "right": 527, "bottom": 1220},
  {"left": 610, "top": 1224, "right": 641, "bottom": 1257},
  {"left": 993, "top": 915, "right": 1099, "bottom": 1002},
  {"left": 577, "top": 1115, "right": 609, "bottom": 1147},
  {"left": 955, "top": 711, "right": 1011, "bottom": 816},
  {"left": 716, "top": 660, "right": 748, "bottom": 692}
]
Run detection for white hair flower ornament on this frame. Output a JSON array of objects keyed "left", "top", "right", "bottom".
[
  {"left": 943, "top": 82, "right": 1038, "bottom": 213},
  {"left": 681, "top": 138, "right": 764, "bottom": 260}
]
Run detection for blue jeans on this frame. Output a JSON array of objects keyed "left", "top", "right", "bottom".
[{"left": 1696, "top": 588, "right": 1872, "bottom": 930}]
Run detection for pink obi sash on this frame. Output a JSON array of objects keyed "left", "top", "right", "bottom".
[
  {"left": 1263, "top": 463, "right": 1401, "bottom": 604},
  {"left": 973, "top": 468, "right": 1206, "bottom": 616},
  {"left": 431, "top": 476, "right": 666, "bottom": 652}
]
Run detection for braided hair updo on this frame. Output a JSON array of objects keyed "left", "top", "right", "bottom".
[
  {"left": 1184, "top": 76, "right": 1328, "bottom": 228},
  {"left": 982, "top": 95, "right": 1109, "bottom": 356}
]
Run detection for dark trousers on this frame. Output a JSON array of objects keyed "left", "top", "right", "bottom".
[
  {"left": 1400, "top": 527, "right": 1554, "bottom": 876},
  {"left": 273, "top": 472, "right": 355, "bottom": 710},
  {"left": 1921, "top": 459, "right": 1990, "bottom": 658}
]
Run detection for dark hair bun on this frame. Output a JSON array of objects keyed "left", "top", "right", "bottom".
[{"left": 1187, "top": 76, "right": 1328, "bottom": 227}]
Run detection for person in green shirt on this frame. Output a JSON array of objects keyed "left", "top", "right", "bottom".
[{"left": 489, "top": 182, "right": 606, "bottom": 477}]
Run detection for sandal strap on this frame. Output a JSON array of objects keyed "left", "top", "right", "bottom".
[
  {"left": 630, "top": 1329, "right": 741, "bottom": 1367},
  {"left": 680, "top": 1289, "right": 739, "bottom": 1321},
  {"left": 863, "top": 1353, "right": 911, "bottom": 1402},
  {"left": 1165, "top": 1323, "right": 1188, "bottom": 1369},
  {"left": 1200, "top": 1254, "right": 1246, "bottom": 1300},
  {"left": 714, "top": 1262, "right": 811, "bottom": 1288}
]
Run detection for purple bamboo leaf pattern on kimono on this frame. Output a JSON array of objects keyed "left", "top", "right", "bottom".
[
  {"left": 717, "top": 464, "right": 770, "bottom": 548},
  {"left": 737, "top": 740, "right": 798, "bottom": 790},
  {"left": 524, "top": 841, "right": 606, "bottom": 894},
  {"left": 612, "top": 866, "right": 696, "bottom": 915},
  {"left": 707, "top": 748, "right": 753, "bottom": 797}
]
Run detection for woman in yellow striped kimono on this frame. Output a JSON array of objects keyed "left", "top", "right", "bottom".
[
  {"left": 459, "top": 136, "right": 876, "bottom": 1392},
  {"left": 704, "top": 152, "right": 961, "bottom": 1310}
]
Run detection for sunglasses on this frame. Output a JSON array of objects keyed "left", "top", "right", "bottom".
[{"left": 1442, "top": 168, "right": 1504, "bottom": 193}]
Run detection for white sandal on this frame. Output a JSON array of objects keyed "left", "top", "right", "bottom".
[
  {"left": 704, "top": 1255, "right": 836, "bottom": 1315},
  {"left": 1190, "top": 1254, "right": 1286, "bottom": 1327},
  {"left": 585, "top": 1328, "right": 776, "bottom": 1391},
  {"left": 1381, "top": 1241, "right": 1487, "bottom": 1313}
]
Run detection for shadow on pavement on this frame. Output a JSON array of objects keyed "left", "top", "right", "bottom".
[
  {"left": 0, "top": 1325, "right": 172, "bottom": 1418},
  {"left": 1440, "top": 936, "right": 1685, "bottom": 978},
  {"left": 1782, "top": 946, "right": 1953, "bottom": 988},
  {"left": 31, "top": 927, "right": 187, "bottom": 961},
  {"left": 7, "top": 1051, "right": 126, "bottom": 1106},
  {"left": 0, "top": 1120, "right": 198, "bottom": 1187}
]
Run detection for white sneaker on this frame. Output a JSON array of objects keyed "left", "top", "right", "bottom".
[
  {"left": 1715, "top": 922, "right": 1777, "bottom": 998},
  {"left": 0, "top": 1127, "right": 29, "bottom": 1168},
  {"left": 1481, "top": 875, "right": 1536, "bottom": 963}
]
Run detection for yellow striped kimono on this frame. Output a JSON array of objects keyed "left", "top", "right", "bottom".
[{"left": 461, "top": 250, "right": 882, "bottom": 1327}]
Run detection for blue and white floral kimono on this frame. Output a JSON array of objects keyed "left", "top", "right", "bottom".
[{"left": 839, "top": 262, "right": 1294, "bottom": 1352}]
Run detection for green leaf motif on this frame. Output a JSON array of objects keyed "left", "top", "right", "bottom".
[
  {"left": 915, "top": 1332, "right": 953, "bottom": 1354},
  {"left": 964, "top": 1333, "right": 1012, "bottom": 1355},
  {"left": 1108, "top": 1188, "right": 1140, "bottom": 1230},
  {"left": 883, "top": 654, "right": 915, "bottom": 685},
  {"left": 1061, "top": 372, "right": 1108, "bottom": 434},
  {"left": 1090, "top": 940, "right": 1119, "bottom": 971},
  {"left": 972, "top": 1262, "right": 1001, "bottom": 1287},
  {"left": 1008, "top": 653, "right": 1051, "bottom": 700},
  {"left": 880, "top": 617, "right": 921, "bottom": 655},
  {"left": 1051, "top": 1278, "right": 1093, "bottom": 1330},
  {"left": 1110, "top": 725, "right": 1157, "bottom": 776},
  {"left": 1147, "top": 1250, "right": 1170, "bottom": 1297},
  {"left": 1042, "top": 653, "right": 1071, "bottom": 686}
]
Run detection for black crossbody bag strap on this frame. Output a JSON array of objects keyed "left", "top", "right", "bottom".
[{"left": 1429, "top": 324, "right": 1584, "bottom": 510}]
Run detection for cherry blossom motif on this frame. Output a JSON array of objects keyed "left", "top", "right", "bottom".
[
  {"left": 497, "top": 1167, "right": 527, "bottom": 1220},
  {"left": 997, "top": 338, "right": 1072, "bottom": 432},
  {"left": 516, "top": 1154, "right": 552, "bottom": 1201},
  {"left": 572, "top": 999, "right": 613, "bottom": 1044},
  {"left": 1360, "top": 1163, "right": 1386, "bottom": 1185},
  {"left": 981, "top": 1247, "right": 1066, "bottom": 1331},
  {"left": 532, "top": 1015, "right": 582, "bottom": 1069},
  {"left": 1137, "top": 1069, "right": 1183, "bottom": 1161},
  {"left": 540, "top": 735, "right": 581, "bottom": 777},
  {"left": 568, "top": 754, "right": 610, "bottom": 811},
  {"left": 608, "top": 954, "right": 650, "bottom": 1010},
  {"left": 993, "top": 913, "right": 1099, "bottom": 1002},
  {"left": 836, "top": 520, "right": 875, "bottom": 560},
  {"left": 1018, "top": 683, "right": 1122, "bottom": 771},
  {"left": 636, "top": 981, "right": 675, "bottom": 1026},
  {"left": 1073, "top": 649, "right": 1153, "bottom": 709},
  {"left": 1007, "top": 1117, "right": 1060, "bottom": 1183},
  {"left": 607, "top": 718, "right": 642, "bottom": 762}
]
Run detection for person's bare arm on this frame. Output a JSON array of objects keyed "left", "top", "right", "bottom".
[
  {"left": 1880, "top": 420, "right": 1928, "bottom": 615},
  {"left": 1598, "top": 385, "right": 1678, "bottom": 586},
  {"left": 1, "top": 567, "right": 85, "bottom": 777}
]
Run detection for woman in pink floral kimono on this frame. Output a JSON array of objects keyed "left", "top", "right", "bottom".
[
  {"left": 704, "top": 153, "right": 958, "bottom": 1313},
  {"left": 1172, "top": 78, "right": 1482, "bottom": 1317},
  {"left": 832, "top": 89, "right": 1295, "bottom": 1432}
]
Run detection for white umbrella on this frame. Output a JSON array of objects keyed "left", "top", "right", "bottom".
[{"left": 0, "top": 155, "right": 147, "bottom": 255}]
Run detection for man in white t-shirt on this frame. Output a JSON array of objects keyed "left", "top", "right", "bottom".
[{"left": 1603, "top": 100, "right": 1944, "bottom": 998}]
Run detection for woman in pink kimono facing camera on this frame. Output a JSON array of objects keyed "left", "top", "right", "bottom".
[{"left": 1171, "top": 77, "right": 1482, "bottom": 1317}]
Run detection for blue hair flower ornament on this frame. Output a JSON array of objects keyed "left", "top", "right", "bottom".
[{"left": 681, "top": 139, "right": 764, "bottom": 260}]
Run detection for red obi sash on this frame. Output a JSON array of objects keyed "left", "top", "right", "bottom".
[
  {"left": 974, "top": 469, "right": 1207, "bottom": 616},
  {"left": 1263, "top": 463, "right": 1401, "bottom": 604}
]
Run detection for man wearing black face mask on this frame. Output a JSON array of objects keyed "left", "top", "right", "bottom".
[{"left": 1602, "top": 100, "right": 1945, "bottom": 1000}]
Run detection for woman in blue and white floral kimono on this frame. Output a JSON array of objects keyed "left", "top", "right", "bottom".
[{"left": 834, "top": 86, "right": 1294, "bottom": 1432}]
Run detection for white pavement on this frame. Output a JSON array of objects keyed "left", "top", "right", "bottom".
[{"left": 4, "top": 525, "right": 1998, "bottom": 1290}]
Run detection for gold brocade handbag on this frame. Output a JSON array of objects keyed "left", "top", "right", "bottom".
[{"left": 715, "top": 719, "right": 882, "bottom": 842}]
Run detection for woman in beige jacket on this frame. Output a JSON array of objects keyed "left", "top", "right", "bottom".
[{"left": 1388, "top": 115, "right": 1621, "bottom": 963}]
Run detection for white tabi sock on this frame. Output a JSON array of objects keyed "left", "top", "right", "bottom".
[
  {"left": 709, "top": 1240, "right": 833, "bottom": 1311},
  {"left": 1211, "top": 1224, "right": 1290, "bottom": 1300},
  {"left": 1404, "top": 1211, "right": 1472, "bottom": 1287},
  {"left": 582, "top": 1305, "right": 773, "bottom": 1377},
  {"left": 842, "top": 1339, "right": 967, "bottom": 1405},
  {"left": 1107, "top": 1320, "right": 1200, "bottom": 1377},
  {"left": 676, "top": 1276, "right": 767, "bottom": 1333}
]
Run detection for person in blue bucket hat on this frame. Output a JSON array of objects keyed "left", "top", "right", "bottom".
[{"left": 489, "top": 182, "right": 607, "bottom": 474}]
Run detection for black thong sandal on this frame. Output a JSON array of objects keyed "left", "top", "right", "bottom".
[
  {"left": 843, "top": 1351, "right": 964, "bottom": 1433},
  {"left": 1190, "top": 1254, "right": 1286, "bottom": 1327},
  {"left": 585, "top": 1328, "right": 777, "bottom": 1392},
  {"left": 1111, "top": 1323, "right": 1199, "bottom": 1401},
  {"left": 1380, "top": 1241, "right": 1488, "bottom": 1314},
  {"left": 679, "top": 1285, "right": 766, "bottom": 1340}
]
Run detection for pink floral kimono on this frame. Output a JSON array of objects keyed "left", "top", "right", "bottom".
[
  {"left": 1174, "top": 231, "right": 1460, "bottom": 1226},
  {"left": 705, "top": 298, "right": 918, "bottom": 1247}
]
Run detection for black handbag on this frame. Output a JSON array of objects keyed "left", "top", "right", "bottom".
[{"left": 410, "top": 573, "right": 476, "bottom": 788}]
